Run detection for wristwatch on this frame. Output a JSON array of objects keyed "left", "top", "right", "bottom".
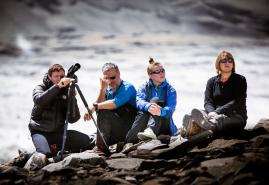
[{"left": 93, "top": 103, "right": 98, "bottom": 111}]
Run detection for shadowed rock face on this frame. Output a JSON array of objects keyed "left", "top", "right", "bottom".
[
  {"left": 1, "top": 118, "right": 269, "bottom": 184},
  {"left": 0, "top": 0, "right": 269, "bottom": 44}
]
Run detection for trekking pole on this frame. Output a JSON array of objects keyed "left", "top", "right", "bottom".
[{"left": 74, "top": 84, "right": 110, "bottom": 153}]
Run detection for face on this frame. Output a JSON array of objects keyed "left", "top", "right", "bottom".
[
  {"left": 219, "top": 57, "right": 234, "bottom": 73},
  {"left": 103, "top": 68, "right": 121, "bottom": 90},
  {"left": 149, "top": 65, "right": 166, "bottom": 85},
  {"left": 48, "top": 70, "right": 65, "bottom": 84}
]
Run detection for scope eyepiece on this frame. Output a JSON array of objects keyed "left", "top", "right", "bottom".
[{"left": 67, "top": 63, "right": 81, "bottom": 78}]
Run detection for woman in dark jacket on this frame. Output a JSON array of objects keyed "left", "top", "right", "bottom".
[
  {"left": 182, "top": 51, "right": 247, "bottom": 137},
  {"left": 29, "top": 64, "right": 92, "bottom": 157}
]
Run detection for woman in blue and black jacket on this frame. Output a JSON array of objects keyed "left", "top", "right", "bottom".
[{"left": 126, "top": 58, "right": 177, "bottom": 143}]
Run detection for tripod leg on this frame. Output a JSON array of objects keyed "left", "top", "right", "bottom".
[
  {"left": 74, "top": 84, "right": 110, "bottom": 154},
  {"left": 61, "top": 83, "right": 75, "bottom": 159}
]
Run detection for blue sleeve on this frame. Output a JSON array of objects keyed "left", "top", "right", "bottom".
[
  {"left": 161, "top": 85, "right": 177, "bottom": 118},
  {"left": 136, "top": 83, "right": 151, "bottom": 111},
  {"left": 113, "top": 84, "right": 136, "bottom": 108}
]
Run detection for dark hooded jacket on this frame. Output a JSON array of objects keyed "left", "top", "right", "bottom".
[{"left": 29, "top": 73, "right": 80, "bottom": 133}]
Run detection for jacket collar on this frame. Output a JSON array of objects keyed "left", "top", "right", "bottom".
[
  {"left": 216, "top": 73, "right": 235, "bottom": 83},
  {"left": 149, "top": 79, "right": 167, "bottom": 88}
]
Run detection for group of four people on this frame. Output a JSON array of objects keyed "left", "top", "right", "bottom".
[{"left": 28, "top": 50, "right": 247, "bottom": 157}]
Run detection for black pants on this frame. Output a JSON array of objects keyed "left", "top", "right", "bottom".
[
  {"left": 96, "top": 104, "right": 137, "bottom": 152},
  {"left": 31, "top": 130, "right": 96, "bottom": 157},
  {"left": 211, "top": 113, "right": 246, "bottom": 137},
  {"left": 125, "top": 111, "right": 170, "bottom": 144}
]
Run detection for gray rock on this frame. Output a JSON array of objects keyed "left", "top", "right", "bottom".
[
  {"left": 24, "top": 152, "right": 48, "bottom": 171},
  {"left": 42, "top": 152, "right": 106, "bottom": 173},
  {"left": 138, "top": 159, "right": 177, "bottom": 171},
  {"left": 128, "top": 140, "right": 169, "bottom": 159},
  {"left": 253, "top": 118, "right": 269, "bottom": 132},
  {"left": 121, "top": 141, "right": 144, "bottom": 154},
  {"left": 109, "top": 152, "right": 127, "bottom": 159},
  {"left": 191, "top": 139, "right": 248, "bottom": 153},
  {"left": 137, "top": 140, "right": 167, "bottom": 151},
  {"left": 142, "top": 177, "right": 172, "bottom": 185},
  {"left": 97, "top": 177, "right": 134, "bottom": 185},
  {"left": 250, "top": 134, "right": 269, "bottom": 148},
  {"left": 136, "top": 140, "right": 168, "bottom": 156},
  {"left": 106, "top": 158, "right": 144, "bottom": 170}
]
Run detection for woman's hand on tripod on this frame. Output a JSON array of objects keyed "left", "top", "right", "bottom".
[{"left": 57, "top": 78, "right": 75, "bottom": 88}]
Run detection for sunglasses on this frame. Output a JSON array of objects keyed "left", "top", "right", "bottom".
[
  {"left": 150, "top": 68, "right": 165, "bottom": 74},
  {"left": 220, "top": 57, "right": 233, "bottom": 64},
  {"left": 104, "top": 76, "right": 116, "bottom": 80}
]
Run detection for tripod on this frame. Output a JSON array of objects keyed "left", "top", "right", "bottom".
[{"left": 60, "top": 82, "right": 110, "bottom": 159}]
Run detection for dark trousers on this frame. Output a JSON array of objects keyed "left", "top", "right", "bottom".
[
  {"left": 125, "top": 111, "right": 170, "bottom": 144},
  {"left": 211, "top": 113, "right": 246, "bottom": 137},
  {"left": 31, "top": 130, "right": 95, "bottom": 157},
  {"left": 96, "top": 104, "right": 137, "bottom": 152}
]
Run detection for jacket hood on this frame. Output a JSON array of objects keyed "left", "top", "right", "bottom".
[{"left": 43, "top": 73, "right": 53, "bottom": 88}]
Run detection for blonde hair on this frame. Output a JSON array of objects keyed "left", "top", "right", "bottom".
[
  {"left": 215, "top": 51, "right": 235, "bottom": 74},
  {"left": 147, "top": 57, "right": 161, "bottom": 74}
]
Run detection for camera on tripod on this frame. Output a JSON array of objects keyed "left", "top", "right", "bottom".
[
  {"left": 60, "top": 62, "right": 110, "bottom": 158},
  {"left": 66, "top": 63, "right": 81, "bottom": 82}
]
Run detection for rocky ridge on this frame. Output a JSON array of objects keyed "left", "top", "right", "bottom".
[{"left": 1, "top": 118, "right": 269, "bottom": 185}]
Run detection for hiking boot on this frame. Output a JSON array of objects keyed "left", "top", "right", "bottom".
[
  {"left": 137, "top": 127, "right": 157, "bottom": 141},
  {"left": 182, "top": 114, "right": 192, "bottom": 129},
  {"left": 187, "top": 120, "right": 204, "bottom": 136},
  {"left": 191, "top": 108, "right": 213, "bottom": 130},
  {"left": 180, "top": 113, "right": 204, "bottom": 138}
]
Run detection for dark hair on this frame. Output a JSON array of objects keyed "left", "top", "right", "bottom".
[
  {"left": 147, "top": 57, "right": 161, "bottom": 75},
  {"left": 102, "top": 62, "right": 119, "bottom": 73},
  {"left": 48, "top": 64, "right": 65, "bottom": 76}
]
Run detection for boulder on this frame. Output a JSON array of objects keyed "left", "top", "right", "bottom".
[{"left": 42, "top": 152, "right": 106, "bottom": 173}]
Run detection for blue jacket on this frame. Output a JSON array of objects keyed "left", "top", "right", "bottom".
[
  {"left": 136, "top": 79, "right": 178, "bottom": 135},
  {"left": 106, "top": 80, "right": 137, "bottom": 109}
]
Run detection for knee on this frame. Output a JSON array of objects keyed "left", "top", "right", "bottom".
[
  {"left": 97, "top": 109, "right": 113, "bottom": 118},
  {"left": 96, "top": 110, "right": 114, "bottom": 123},
  {"left": 125, "top": 132, "right": 139, "bottom": 144}
]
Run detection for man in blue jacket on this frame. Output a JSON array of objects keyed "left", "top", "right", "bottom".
[
  {"left": 126, "top": 58, "right": 178, "bottom": 143},
  {"left": 84, "top": 63, "right": 137, "bottom": 155}
]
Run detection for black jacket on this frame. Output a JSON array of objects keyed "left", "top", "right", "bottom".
[
  {"left": 204, "top": 73, "right": 247, "bottom": 121},
  {"left": 29, "top": 73, "right": 80, "bottom": 133}
]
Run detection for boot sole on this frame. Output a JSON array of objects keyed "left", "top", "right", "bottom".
[{"left": 191, "top": 109, "right": 212, "bottom": 130}]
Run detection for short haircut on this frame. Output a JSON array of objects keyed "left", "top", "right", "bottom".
[
  {"left": 215, "top": 51, "right": 235, "bottom": 74},
  {"left": 147, "top": 57, "right": 161, "bottom": 75},
  {"left": 48, "top": 64, "right": 65, "bottom": 76},
  {"left": 102, "top": 62, "right": 119, "bottom": 73}
]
